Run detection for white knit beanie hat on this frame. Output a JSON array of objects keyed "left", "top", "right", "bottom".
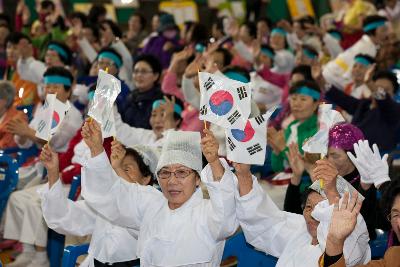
[
  {"left": 129, "top": 145, "right": 160, "bottom": 176},
  {"left": 156, "top": 131, "right": 202, "bottom": 176}
]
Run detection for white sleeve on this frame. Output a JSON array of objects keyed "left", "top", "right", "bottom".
[
  {"left": 323, "top": 34, "right": 343, "bottom": 59},
  {"left": 114, "top": 107, "right": 155, "bottom": 146},
  {"left": 201, "top": 159, "right": 239, "bottom": 241},
  {"left": 17, "top": 57, "right": 46, "bottom": 84},
  {"left": 312, "top": 200, "right": 371, "bottom": 266},
  {"left": 112, "top": 40, "right": 133, "bottom": 90},
  {"left": 286, "top": 32, "right": 299, "bottom": 51},
  {"left": 182, "top": 77, "right": 200, "bottom": 110},
  {"left": 81, "top": 151, "right": 162, "bottom": 229},
  {"left": 273, "top": 51, "right": 295, "bottom": 74},
  {"left": 77, "top": 37, "right": 97, "bottom": 63},
  {"left": 40, "top": 180, "right": 95, "bottom": 236},
  {"left": 233, "top": 41, "right": 254, "bottom": 63},
  {"left": 234, "top": 176, "right": 304, "bottom": 258}
]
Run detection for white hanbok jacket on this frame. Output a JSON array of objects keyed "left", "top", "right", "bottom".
[
  {"left": 41, "top": 180, "right": 138, "bottom": 267},
  {"left": 234, "top": 176, "right": 371, "bottom": 267},
  {"left": 81, "top": 152, "right": 238, "bottom": 267}
]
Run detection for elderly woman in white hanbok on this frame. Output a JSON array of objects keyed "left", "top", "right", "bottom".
[
  {"left": 39, "top": 143, "right": 160, "bottom": 267},
  {"left": 80, "top": 119, "right": 238, "bottom": 267},
  {"left": 233, "top": 159, "right": 371, "bottom": 267}
]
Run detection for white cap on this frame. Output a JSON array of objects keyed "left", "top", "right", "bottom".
[
  {"left": 129, "top": 145, "right": 160, "bottom": 176},
  {"left": 156, "top": 131, "right": 202, "bottom": 176}
]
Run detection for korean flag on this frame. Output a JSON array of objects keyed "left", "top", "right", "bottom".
[
  {"left": 225, "top": 107, "right": 277, "bottom": 165},
  {"left": 199, "top": 71, "right": 251, "bottom": 129},
  {"left": 88, "top": 69, "right": 121, "bottom": 127},
  {"left": 35, "top": 94, "right": 70, "bottom": 141}
]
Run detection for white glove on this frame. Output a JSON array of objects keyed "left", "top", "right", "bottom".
[{"left": 347, "top": 140, "right": 390, "bottom": 188}]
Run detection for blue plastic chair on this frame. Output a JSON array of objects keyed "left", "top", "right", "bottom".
[
  {"left": 62, "top": 244, "right": 89, "bottom": 267},
  {"left": 0, "top": 152, "right": 19, "bottom": 217},
  {"left": 222, "top": 231, "right": 278, "bottom": 267},
  {"left": 0, "top": 145, "right": 39, "bottom": 166},
  {"left": 370, "top": 229, "right": 388, "bottom": 259},
  {"left": 47, "top": 176, "right": 82, "bottom": 267}
]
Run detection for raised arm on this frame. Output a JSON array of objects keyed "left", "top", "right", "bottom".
[
  {"left": 80, "top": 119, "right": 162, "bottom": 229},
  {"left": 39, "top": 144, "right": 95, "bottom": 236},
  {"left": 234, "top": 170, "right": 304, "bottom": 258},
  {"left": 200, "top": 129, "right": 239, "bottom": 240}
]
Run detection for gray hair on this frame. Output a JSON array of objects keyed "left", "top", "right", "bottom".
[{"left": 0, "top": 81, "right": 16, "bottom": 109}]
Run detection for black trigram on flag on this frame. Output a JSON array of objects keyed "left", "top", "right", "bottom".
[
  {"left": 227, "top": 137, "right": 236, "bottom": 151},
  {"left": 227, "top": 110, "right": 241, "bottom": 125},
  {"left": 247, "top": 143, "right": 263, "bottom": 155},
  {"left": 204, "top": 77, "right": 215, "bottom": 91},
  {"left": 200, "top": 105, "right": 207, "bottom": 115},
  {"left": 37, "top": 120, "right": 46, "bottom": 133},
  {"left": 254, "top": 115, "right": 265, "bottom": 125},
  {"left": 237, "top": 86, "right": 248, "bottom": 100}
]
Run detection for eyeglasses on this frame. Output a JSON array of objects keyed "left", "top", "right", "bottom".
[
  {"left": 133, "top": 69, "right": 153, "bottom": 75},
  {"left": 386, "top": 212, "right": 400, "bottom": 222},
  {"left": 98, "top": 60, "right": 115, "bottom": 67},
  {"left": 157, "top": 169, "right": 194, "bottom": 180}
]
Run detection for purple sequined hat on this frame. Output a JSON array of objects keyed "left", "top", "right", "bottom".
[{"left": 328, "top": 122, "right": 364, "bottom": 151}]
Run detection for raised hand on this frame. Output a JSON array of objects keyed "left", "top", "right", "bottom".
[
  {"left": 267, "top": 127, "right": 286, "bottom": 154},
  {"left": 201, "top": 129, "right": 219, "bottom": 164},
  {"left": 160, "top": 96, "right": 177, "bottom": 130},
  {"left": 6, "top": 117, "right": 31, "bottom": 137},
  {"left": 326, "top": 191, "right": 363, "bottom": 256},
  {"left": 39, "top": 143, "right": 59, "bottom": 187},
  {"left": 184, "top": 54, "right": 205, "bottom": 78},
  {"left": 286, "top": 142, "right": 304, "bottom": 185},
  {"left": 110, "top": 140, "right": 126, "bottom": 170},
  {"left": 347, "top": 140, "right": 390, "bottom": 188},
  {"left": 313, "top": 159, "right": 339, "bottom": 201},
  {"left": 81, "top": 118, "right": 104, "bottom": 157}
]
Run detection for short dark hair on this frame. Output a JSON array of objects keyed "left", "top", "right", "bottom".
[
  {"left": 215, "top": 47, "right": 232, "bottom": 67},
  {"left": 257, "top": 17, "right": 272, "bottom": 29},
  {"left": 363, "top": 15, "right": 387, "bottom": 35},
  {"left": 132, "top": 13, "right": 147, "bottom": 31},
  {"left": 47, "top": 41, "right": 73, "bottom": 66},
  {"left": 88, "top": 4, "right": 107, "bottom": 24},
  {"left": 101, "top": 19, "right": 122, "bottom": 38},
  {"left": 0, "top": 13, "right": 11, "bottom": 27},
  {"left": 354, "top": 53, "right": 375, "bottom": 65},
  {"left": 6, "top": 32, "right": 31, "bottom": 45},
  {"left": 43, "top": 66, "right": 74, "bottom": 91},
  {"left": 213, "top": 16, "right": 226, "bottom": 35},
  {"left": 83, "top": 23, "right": 100, "bottom": 41},
  {"left": 242, "top": 22, "right": 257, "bottom": 38},
  {"left": 125, "top": 148, "right": 155, "bottom": 185},
  {"left": 291, "top": 64, "right": 313, "bottom": 80},
  {"left": 289, "top": 79, "right": 321, "bottom": 98},
  {"left": 296, "top": 15, "right": 316, "bottom": 29},
  {"left": 134, "top": 54, "right": 162, "bottom": 80},
  {"left": 381, "top": 179, "right": 400, "bottom": 223},
  {"left": 373, "top": 70, "right": 399, "bottom": 94},
  {"left": 41, "top": 0, "right": 55, "bottom": 10},
  {"left": 301, "top": 188, "right": 319, "bottom": 210},
  {"left": 190, "top": 23, "right": 209, "bottom": 44},
  {"left": 69, "top": 12, "right": 87, "bottom": 25},
  {"left": 327, "top": 29, "right": 343, "bottom": 40}
]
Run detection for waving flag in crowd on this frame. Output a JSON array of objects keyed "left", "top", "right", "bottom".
[
  {"left": 225, "top": 106, "right": 277, "bottom": 165},
  {"left": 35, "top": 94, "right": 70, "bottom": 141},
  {"left": 302, "top": 103, "right": 345, "bottom": 155},
  {"left": 88, "top": 69, "right": 121, "bottom": 129},
  {"left": 199, "top": 71, "right": 251, "bottom": 129}
]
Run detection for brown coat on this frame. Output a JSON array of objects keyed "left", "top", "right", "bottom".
[{"left": 325, "top": 246, "right": 400, "bottom": 267}]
